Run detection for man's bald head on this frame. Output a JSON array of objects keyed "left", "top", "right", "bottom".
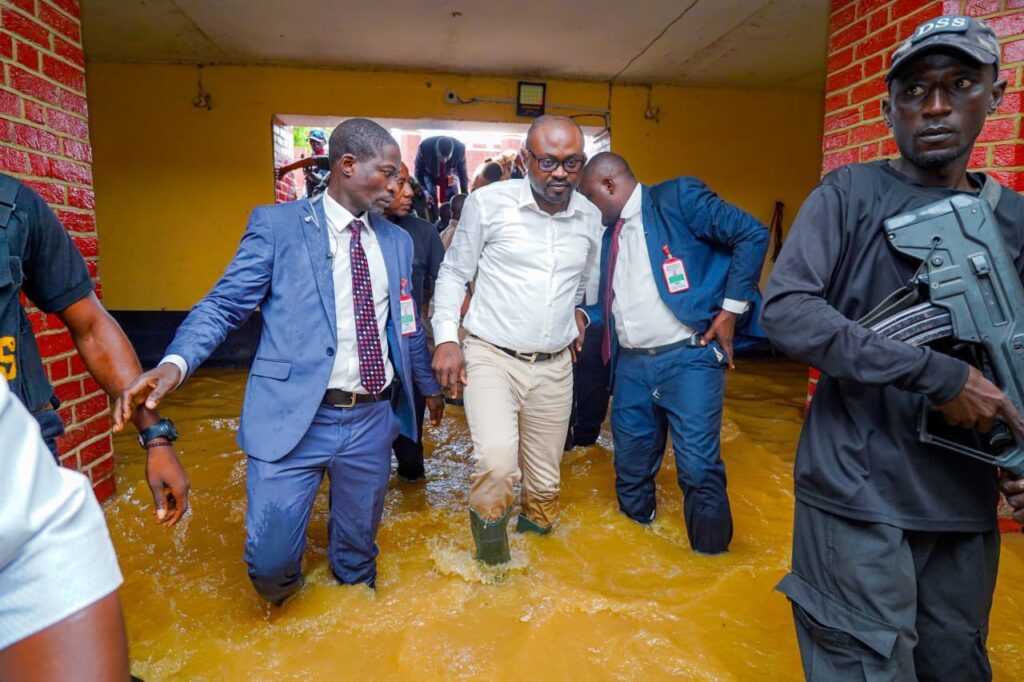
[
  {"left": 581, "top": 152, "right": 634, "bottom": 185},
  {"left": 525, "top": 115, "right": 584, "bottom": 148},
  {"left": 578, "top": 152, "right": 638, "bottom": 227}
]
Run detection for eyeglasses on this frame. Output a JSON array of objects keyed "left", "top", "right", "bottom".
[{"left": 523, "top": 148, "right": 586, "bottom": 174}]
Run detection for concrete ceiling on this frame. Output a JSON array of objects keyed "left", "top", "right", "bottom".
[{"left": 80, "top": 0, "right": 828, "bottom": 90}]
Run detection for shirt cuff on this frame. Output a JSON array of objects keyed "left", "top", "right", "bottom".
[
  {"left": 159, "top": 355, "right": 189, "bottom": 390},
  {"left": 722, "top": 298, "right": 749, "bottom": 315},
  {"left": 432, "top": 320, "right": 461, "bottom": 347}
]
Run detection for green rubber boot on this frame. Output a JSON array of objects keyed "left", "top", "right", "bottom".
[
  {"left": 515, "top": 514, "right": 552, "bottom": 536},
  {"left": 470, "top": 508, "right": 512, "bottom": 565}
]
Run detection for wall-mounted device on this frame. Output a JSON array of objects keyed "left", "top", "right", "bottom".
[{"left": 516, "top": 82, "right": 546, "bottom": 118}]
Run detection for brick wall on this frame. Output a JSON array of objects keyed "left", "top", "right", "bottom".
[
  {"left": 272, "top": 120, "right": 299, "bottom": 203},
  {"left": 824, "top": 0, "right": 1024, "bottom": 186},
  {"left": 0, "top": 0, "right": 114, "bottom": 500}
]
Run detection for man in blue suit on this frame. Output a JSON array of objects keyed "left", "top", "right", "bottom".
[
  {"left": 576, "top": 153, "right": 768, "bottom": 554},
  {"left": 118, "top": 119, "right": 445, "bottom": 603}
]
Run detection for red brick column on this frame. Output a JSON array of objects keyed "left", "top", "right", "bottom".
[
  {"left": 272, "top": 120, "right": 299, "bottom": 203},
  {"left": 0, "top": 0, "right": 115, "bottom": 501},
  {"left": 822, "top": 0, "right": 1024, "bottom": 530}
]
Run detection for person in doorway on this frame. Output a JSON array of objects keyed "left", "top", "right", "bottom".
[
  {"left": 0, "top": 172, "right": 188, "bottom": 527},
  {"left": 762, "top": 16, "right": 1024, "bottom": 679},
  {"left": 471, "top": 150, "right": 525, "bottom": 189},
  {"left": 577, "top": 153, "right": 768, "bottom": 553},
  {"left": 414, "top": 135, "right": 468, "bottom": 207},
  {"left": 0, "top": 376, "right": 129, "bottom": 682},
  {"left": 469, "top": 161, "right": 505, "bottom": 192},
  {"left": 275, "top": 129, "right": 331, "bottom": 197},
  {"left": 385, "top": 162, "right": 446, "bottom": 482},
  {"left": 116, "top": 119, "right": 445, "bottom": 604},
  {"left": 439, "top": 193, "right": 467, "bottom": 251},
  {"left": 432, "top": 115, "right": 601, "bottom": 564}
]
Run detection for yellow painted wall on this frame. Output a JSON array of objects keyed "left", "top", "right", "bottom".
[{"left": 86, "top": 63, "right": 822, "bottom": 310}]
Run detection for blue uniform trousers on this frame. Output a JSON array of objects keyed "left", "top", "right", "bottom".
[
  {"left": 244, "top": 400, "right": 398, "bottom": 604},
  {"left": 611, "top": 342, "right": 733, "bottom": 554}
]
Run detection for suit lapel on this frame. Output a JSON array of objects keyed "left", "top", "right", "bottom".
[
  {"left": 641, "top": 185, "right": 671, "bottom": 299},
  {"left": 373, "top": 215, "right": 401, "bottom": 329},
  {"left": 301, "top": 196, "right": 337, "bottom": 334}
]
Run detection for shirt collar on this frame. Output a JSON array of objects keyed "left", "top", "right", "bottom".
[
  {"left": 621, "top": 183, "right": 643, "bottom": 222},
  {"left": 516, "top": 178, "right": 585, "bottom": 218},
  {"left": 323, "top": 191, "right": 368, "bottom": 231}
]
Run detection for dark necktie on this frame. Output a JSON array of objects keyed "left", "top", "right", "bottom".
[
  {"left": 602, "top": 218, "right": 626, "bottom": 365},
  {"left": 438, "top": 159, "right": 448, "bottom": 204},
  {"left": 349, "top": 219, "right": 386, "bottom": 394}
]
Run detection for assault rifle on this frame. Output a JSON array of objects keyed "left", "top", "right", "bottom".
[{"left": 860, "top": 193, "right": 1024, "bottom": 476}]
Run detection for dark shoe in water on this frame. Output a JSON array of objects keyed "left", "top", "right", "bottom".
[
  {"left": 515, "top": 514, "right": 552, "bottom": 536},
  {"left": 469, "top": 508, "right": 511, "bottom": 564}
]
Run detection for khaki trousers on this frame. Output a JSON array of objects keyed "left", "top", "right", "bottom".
[{"left": 462, "top": 336, "right": 573, "bottom": 527}]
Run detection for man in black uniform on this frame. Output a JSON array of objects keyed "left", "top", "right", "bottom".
[
  {"left": 0, "top": 172, "right": 189, "bottom": 526},
  {"left": 764, "top": 16, "right": 1024, "bottom": 680},
  {"left": 385, "top": 163, "right": 446, "bottom": 481}
]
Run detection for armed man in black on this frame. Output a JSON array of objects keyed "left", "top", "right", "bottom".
[
  {"left": 763, "top": 16, "right": 1024, "bottom": 680},
  {"left": 0, "top": 173, "right": 189, "bottom": 527}
]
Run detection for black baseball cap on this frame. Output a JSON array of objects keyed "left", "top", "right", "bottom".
[{"left": 887, "top": 16, "right": 1000, "bottom": 82}]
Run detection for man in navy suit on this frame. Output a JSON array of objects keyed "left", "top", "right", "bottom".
[
  {"left": 414, "top": 135, "right": 469, "bottom": 207},
  {"left": 118, "top": 119, "right": 445, "bottom": 604},
  {"left": 577, "top": 153, "right": 768, "bottom": 554}
]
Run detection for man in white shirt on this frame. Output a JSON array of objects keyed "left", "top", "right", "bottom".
[
  {"left": 577, "top": 153, "right": 769, "bottom": 554},
  {"left": 432, "top": 116, "right": 601, "bottom": 564},
  {"left": 0, "top": 376, "right": 129, "bottom": 681}
]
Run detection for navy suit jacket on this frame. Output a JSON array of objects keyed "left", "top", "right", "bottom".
[
  {"left": 165, "top": 195, "right": 442, "bottom": 462},
  {"left": 581, "top": 178, "right": 769, "bottom": 380},
  {"left": 414, "top": 136, "right": 469, "bottom": 200}
]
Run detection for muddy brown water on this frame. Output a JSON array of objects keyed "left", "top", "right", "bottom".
[{"left": 104, "top": 361, "right": 1024, "bottom": 680}]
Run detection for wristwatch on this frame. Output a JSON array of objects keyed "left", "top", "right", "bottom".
[{"left": 138, "top": 418, "right": 179, "bottom": 449}]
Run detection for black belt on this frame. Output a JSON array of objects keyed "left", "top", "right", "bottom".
[
  {"left": 323, "top": 384, "right": 393, "bottom": 408},
  {"left": 619, "top": 334, "right": 704, "bottom": 357},
  {"left": 471, "top": 335, "right": 564, "bottom": 363}
]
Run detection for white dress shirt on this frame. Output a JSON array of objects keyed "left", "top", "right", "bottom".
[
  {"left": 161, "top": 193, "right": 393, "bottom": 393},
  {"left": 0, "top": 377, "right": 123, "bottom": 651},
  {"left": 322, "top": 193, "right": 393, "bottom": 393},
  {"left": 610, "top": 184, "right": 749, "bottom": 349},
  {"left": 432, "top": 179, "right": 601, "bottom": 353}
]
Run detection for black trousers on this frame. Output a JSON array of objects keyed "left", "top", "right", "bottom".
[
  {"left": 566, "top": 323, "right": 610, "bottom": 447},
  {"left": 777, "top": 500, "right": 999, "bottom": 681},
  {"left": 392, "top": 387, "right": 426, "bottom": 480}
]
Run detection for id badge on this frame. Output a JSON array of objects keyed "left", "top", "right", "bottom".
[
  {"left": 661, "top": 246, "right": 689, "bottom": 293},
  {"left": 399, "top": 278, "right": 417, "bottom": 336}
]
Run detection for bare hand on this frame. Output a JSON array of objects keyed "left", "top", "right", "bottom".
[
  {"left": 701, "top": 310, "right": 738, "bottom": 369},
  {"left": 432, "top": 342, "right": 467, "bottom": 399},
  {"left": 145, "top": 444, "right": 190, "bottom": 527},
  {"left": 999, "top": 472, "right": 1024, "bottom": 524},
  {"left": 425, "top": 394, "right": 445, "bottom": 426},
  {"left": 570, "top": 309, "right": 587, "bottom": 363},
  {"left": 935, "top": 365, "right": 1024, "bottom": 434},
  {"left": 112, "top": 364, "right": 181, "bottom": 432}
]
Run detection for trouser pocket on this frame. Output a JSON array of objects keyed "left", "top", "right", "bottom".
[{"left": 778, "top": 572, "right": 900, "bottom": 681}]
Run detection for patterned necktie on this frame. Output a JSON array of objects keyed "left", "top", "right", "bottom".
[
  {"left": 349, "top": 219, "right": 386, "bottom": 394},
  {"left": 601, "top": 218, "right": 627, "bottom": 366}
]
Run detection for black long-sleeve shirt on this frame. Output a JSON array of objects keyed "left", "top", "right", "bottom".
[{"left": 763, "top": 160, "right": 1024, "bottom": 532}]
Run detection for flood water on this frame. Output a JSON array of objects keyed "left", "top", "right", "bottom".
[{"left": 104, "top": 361, "right": 1024, "bottom": 680}]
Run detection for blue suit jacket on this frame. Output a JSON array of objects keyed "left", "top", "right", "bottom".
[
  {"left": 581, "top": 178, "right": 769, "bottom": 380},
  {"left": 165, "top": 195, "right": 442, "bottom": 462}
]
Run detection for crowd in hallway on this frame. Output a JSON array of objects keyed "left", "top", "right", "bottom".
[{"left": 5, "top": 13, "right": 1024, "bottom": 682}]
